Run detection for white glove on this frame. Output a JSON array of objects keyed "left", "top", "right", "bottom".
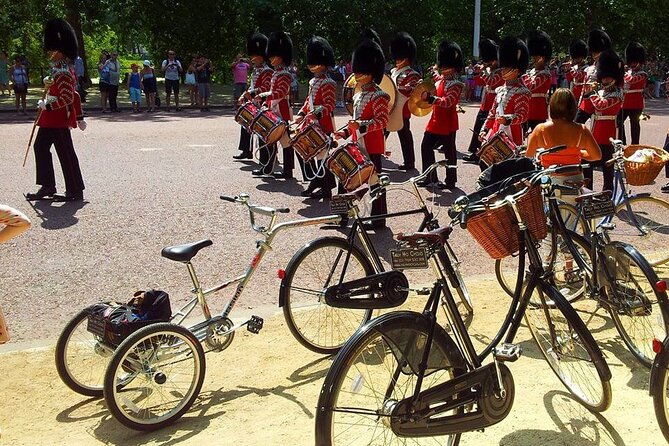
[
  {"left": 78, "top": 120, "right": 87, "bottom": 131},
  {"left": 43, "top": 76, "right": 53, "bottom": 86},
  {"left": 37, "top": 99, "right": 48, "bottom": 110}
]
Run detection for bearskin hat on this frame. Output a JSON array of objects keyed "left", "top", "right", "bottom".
[
  {"left": 437, "top": 41, "right": 464, "bottom": 71},
  {"left": 267, "top": 31, "right": 293, "bottom": 65},
  {"left": 527, "top": 30, "right": 552, "bottom": 59},
  {"left": 569, "top": 39, "right": 588, "bottom": 59},
  {"left": 596, "top": 49, "right": 624, "bottom": 85},
  {"left": 306, "top": 36, "right": 335, "bottom": 67},
  {"left": 390, "top": 31, "right": 417, "bottom": 62},
  {"left": 43, "top": 18, "right": 78, "bottom": 61},
  {"left": 247, "top": 32, "right": 268, "bottom": 59},
  {"left": 498, "top": 37, "right": 529, "bottom": 72},
  {"left": 588, "top": 29, "right": 612, "bottom": 54},
  {"left": 352, "top": 38, "right": 385, "bottom": 84},
  {"left": 359, "top": 28, "right": 382, "bottom": 48},
  {"left": 479, "top": 38, "right": 498, "bottom": 63},
  {"left": 625, "top": 41, "right": 646, "bottom": 65}
]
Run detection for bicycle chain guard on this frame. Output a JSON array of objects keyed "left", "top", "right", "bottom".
[
  {"left": 324, "top": 270, "right": 409, "bottom": 309},
  {"left": 205, "top": 317, "right": 235, "bottom": 352}
]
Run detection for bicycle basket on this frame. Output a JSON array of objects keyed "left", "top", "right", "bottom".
[
  {"left": 623, "top": 145, "right": 669, "bottom": 186},
  {"left": 465, "top": 181, "right": 547, "bottom": 259}
]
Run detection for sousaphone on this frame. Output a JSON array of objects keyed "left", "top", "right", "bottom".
[{"left": 343, "top": 74, "right": 397, "bottom": 116}]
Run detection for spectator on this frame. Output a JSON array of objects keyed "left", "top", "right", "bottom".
[
  {"left": 289, "top": 61, "right": 299, "bottom": 104},
  {"left": 98, "top": 51, "right": 111, "bottom": 112},
  {"left": 74, "top": 55, "right": 87, "bottom": 102},
  {"left": 231, "top": 53, "right": 250, "bottom": 108},
  {"left": 0, "top": 204, "right": 31, "bottom": 344},
  {"left": 185, "top": 57, "right": 197, "bottom": 107},
  {"left": 0, "top": 51, "right": 9, "bottom": 96},
  {"left": 333, "top": 59, "right": 346, "bottom": 107},
  {"left": 161, "top": 49, "right": 183, "bottom": 111},
  {"left": 10, "top": 56, "right": 28, "bottom": 114},
  {"left": 19, "top": 54, "right": 30, "bottom": 82},
  {"left": 140, "top": 60, "right": 157, "bottom": 112},
  {"left": 127, "top": 63, "right": 142, "bottom": 112},
  {"left": 107, "top": 51, "right": 121, "bottom": 112},
  {"left": 195, "top": 54, "right": 212, "bottom": 111}
]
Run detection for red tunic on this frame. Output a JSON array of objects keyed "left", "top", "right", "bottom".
[
  {"left": 349, "top": 82, "right": 389, "bottom": 155},
  {"left": 37, "top": 65, "right": 76, "bottom": 129},
  {"left": 391, "top": 65, "right": 421, "bottom": 119},
  {"left": 484, "top": 79, "right": 531, "bottom": 145},
  {"left": 298, "top": 73, "right": 336, "bottom": 133},
  {"left": 425, "top": 74, "right": 463, "bottom": 135},
  {"left": 582, "top": 87, "right": 624, "bottom": 145},
  {"left": 622, "top": 69, "right": 647, "bottom": 110},
  {"left": 474, "top": 67, "right": 504, "bottom": 112},
  {"left": 522, "top": 68, "right": 551, "bottom": 121},
  {"left": 565, "top": 64, "right": 588, "bottom": 104},
  {"left": 260, "top": 67, "right": 292, "bottom": 120},
  {"left": 248, "top": 64, "right": 273, "bottom": 96}
]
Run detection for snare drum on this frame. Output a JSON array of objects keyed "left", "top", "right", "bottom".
[
  {"left": 250, "top": 109, "right": 287, "bottom": 145},
  {"left": 234, "top": 102, "right": 259, "bottom": 132},
  {"left": 292, "top": 123, "right": 330, "bottom": 162},
  {"left": 477, "top": 132, "right": 518, "bottom": 167},
  {"left": 326, "top": 143, "right": 375, "bottom": 191}
]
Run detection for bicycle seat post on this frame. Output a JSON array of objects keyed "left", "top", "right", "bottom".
[{"left": 185, "top": 260, "right": 212, "bottom": 320}]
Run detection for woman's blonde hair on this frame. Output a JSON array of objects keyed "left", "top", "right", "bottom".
[{"left": 549, "top": 88, "right": 577, "bottom": 121}]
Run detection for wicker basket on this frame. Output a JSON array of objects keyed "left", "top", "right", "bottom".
[
  {"left": 623, "top": 145, "right": 669, "bottom": 186},
  {"left": 466, "top": 183, "right": 548, "bottom": 259}
]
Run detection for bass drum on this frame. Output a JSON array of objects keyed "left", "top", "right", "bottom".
[{"left": 343, "top": 74, "right": 397, "bottom": 117}]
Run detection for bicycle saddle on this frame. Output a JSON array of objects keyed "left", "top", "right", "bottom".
[
  {"left": 161, "top": 239, "right": 213, "bottom": 262},
  {"left": 396, "top": 226, "right": 453, "bottom": 248}
]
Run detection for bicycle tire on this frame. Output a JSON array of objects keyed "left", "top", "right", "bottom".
[
  {"left": 604, "top": 242, "right": 669, "bottom": 367},
  {"left": 280, "top": 236, "right": 374, "bottom": 355},
  {"left": 524, "top": 284, "right": 612, "bottom": 412},
  {"left": 444, "top": 242, "right": 473, "bottom": 313},
  {"left": 613, "top": 196, "right": 669, "bottom": 266},
  {"left": 651, "top": 338, "right": 669, "bottom": 443},
  {"left": 103, "top": 323, "right": 205, "bottom": 431},
  {"left": 55, "top": 308, "right": 113, "bottom": 397},
  {"left": 315, "top": 311, "right": 466, "bottom": 446}
]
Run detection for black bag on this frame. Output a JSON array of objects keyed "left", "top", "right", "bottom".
[{"left": 86, "top": 290, "right": 172, "bottom": 347}]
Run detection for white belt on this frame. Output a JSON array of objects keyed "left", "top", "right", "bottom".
[
  {"left": 531, "top": 93, "right": 547, "bottom": 98},
  {"left": 593, "top": 114, "right": 616, "bottom": 121},
  {"left": 626, "top": 89, "right": 643, "bottom": 93}
]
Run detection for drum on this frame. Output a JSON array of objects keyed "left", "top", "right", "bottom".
[
  {"left": 343, "top": 74, "right": 397, "bottom": 116},
  {"left": 250, "top": 109, "right": 287, "bottom": 145},
  {"left": 234, "top": 102, "right": 259, "bottom": 132},
  {"left": 291, "top": 123, "right": 330, "bottom": 162},
  {"left": 477, "top": 131, "right": 518, "bottom": 167},
  {"left": 326, "top": 143, "right": 376, "bottom": 192}
]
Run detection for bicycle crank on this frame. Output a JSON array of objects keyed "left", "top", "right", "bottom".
[
  {"left": 324, "top": 271, "right": 409, "bottom": 309},
  {"left": 205, "top": 317, "right": 235, "bottom": 352}
]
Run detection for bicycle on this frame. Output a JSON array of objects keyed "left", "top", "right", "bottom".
[
  {"left": 315, "top": 171, "right": 612, "bottom": 446},
  {"left": 280, "top": 160, "right": 472, "bottom": 354},
  {"left": 650, "top": 331, "right": 669, "bottom": 442}
]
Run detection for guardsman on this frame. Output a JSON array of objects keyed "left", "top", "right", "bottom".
[
  {"left": 251, "top": 31, "right": 295, "bottom": 178},
  {"left": 295, "top": 36, "right": 337, "bottom": 199},
  {"left": 418, "top": 40, "right": 464, "bottom": 189},
  {"left": 619, "top": 42, "right": 648, "bottom": 144},
  {"left": 580, "top": 49, "right": 624, "bottom": 191},
  {"left": 523, "top": 30, "right": 552, "bottom": 131},
  {"left": 334, "top": 39, "right": 390, "bottom": 229},
  {"left": 387, "top": 31, "right": 421, "bottom": 171},
  {"left": 575, "top": 29, "right": 612, "bottom": 124},
  {"left": 26, "top": 18, "right": 86, "bottom": 202},
  {"left": 235, "top": 32, "right": 273, "bottom": 160},
  {"left": 464, "top": 38, "right": 503, "bottom": 162},
  {"left": 564, "top": 39, "right": 588, "bottom": 104},
  {"left": 481, "top": 37, "right": 531, "bottom": 147}
]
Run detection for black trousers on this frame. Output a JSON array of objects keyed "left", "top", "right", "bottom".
[
  {"left": 238, "top": 127, "right": 251, "bottom": 153},
  {"left": 420, "top": 131, "right": 457, "bottom": 185},
  {"left": 34, "top": 127, "right": 85, "bottom": 194},
  {"left": 618, "top": 108, "right": 642, "bottom": 145},
  {"left": 108, "top": 84, "right": 119, "bottom": 111},
  {"left": 77, "top": 76, "right": 87, "bottom": 101},
  {"left": 575, "top": 109, "right": 592, "bottom": 124},
  {"left": 583, "top": 143, "right": 614, "bottom": 192},
  {"left": 467, "top": 110, "right": 488, "bottom": 154},
  {"left": 259, "top": 142, "right": 294, "bottom": 175},
  {"left": 306, "top": 160, "right": 335, "bottom": 194},
  {"left": 385, "top": 117, "right": 415, "bottom": 167},
  {"left": 369, "top": 153, "right": 388, "bottom": 224}
]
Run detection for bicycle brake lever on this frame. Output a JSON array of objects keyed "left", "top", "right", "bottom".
[
  {"left": 220, "top": 195, "right": 237, "bottom": 203},
  {"left": 276, "top": 208, "right": 290, "bottom": 213}
]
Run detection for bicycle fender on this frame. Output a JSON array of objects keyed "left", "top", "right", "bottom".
[{"left": 650, "top": 337, "right": 669, "bottom": 396}]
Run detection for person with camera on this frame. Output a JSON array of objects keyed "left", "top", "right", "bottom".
[
  {"left": 162, "top": 50, "right": 183, "bottom": 111},
  {"left": 195, "top": 54, "right": 212, "bottom": 111},
  {"left": 232, "top": 53, "right": 250, "bottom": 108}
]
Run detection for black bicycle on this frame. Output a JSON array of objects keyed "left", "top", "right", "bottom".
[
  {"left": 650, "top": 330, "right": 669, "bottom": 442},
  {"left": 315, "top": 171, "right": 612, "bottom": 446}
]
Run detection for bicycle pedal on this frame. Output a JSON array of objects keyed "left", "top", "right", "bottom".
[
  {"left": 493, "top": 343, "right": 522, "bottom": 362},
  {"left": 415, "top": 287, "right": 431, "bottom": 296},
  {"left": 246, "top": 315, "right": 264, "bottom": 334}
]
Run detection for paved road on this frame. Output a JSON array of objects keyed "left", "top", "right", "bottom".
[{"left": 1, "top": 99, "right": 668, "bottom": 344}]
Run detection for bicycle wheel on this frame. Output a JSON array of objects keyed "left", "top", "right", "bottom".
[
  {"left": 103, "top": 323, "right": 205, "bottom": 431},
  {"left": 55, "top": 308, "right": 114, "bottom": 397},
  {"left": 613, "top": 196, "right": 669, "bottom": 265},
  {"left": 651, "top": 339, "right": 669, "bottom": 443},
  {"left": 315, "top": 311, "right": 466, "bottom": 445},
  {"left": 604, "top": 242, "right": 669, "bottom": 367},
  {"left": 524, "top": 284, "right": 612, "bottom": 412},
  {"left": 281, "top": 236, "right": 374, "bottom": 355},
  {"left": 444, "top": 242, "right": 473, "bottom": 313}
]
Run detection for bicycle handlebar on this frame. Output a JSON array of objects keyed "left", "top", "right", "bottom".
[
  {"left": 220, "top": 193, "right": 290, "bottom": 232},
  {"left": 369, "top": 160, "right": 453, "bottom": 199}
]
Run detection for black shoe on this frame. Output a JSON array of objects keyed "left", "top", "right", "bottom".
[
  {"left": 301, "top": 186, "right": 317, "bottom": 197},
  {"left": 662, "top": 183, "right": 669, "bottom": 193},
  {"left": 233, "top": 152, "right": 253, "bottom": 160},
  {"left": 252, "top": 169, "right": 272, "bottom": 176},
  {"left": 416, "top": 179, "right": 438, "bottom": 188},
  {"left": 463, "top": 153, "right": 479, "bottom": 163},
  {"left": 438, "top": 182, "right": 456, "bottom": 190},
  {"left": 397, "top": 164, "right": 415, "bottom": 171},
  {"left": 52, "top": 192, "right": 83, "bottom": 202},
  {"left": 272, "top": 170, "right": 293, "bottom": 179},
  {"left": 25, "top": 186, "right": 56, "bottom": 201},
  {"left": 310, "top": 189, "right": 332, "bottom": 200}
]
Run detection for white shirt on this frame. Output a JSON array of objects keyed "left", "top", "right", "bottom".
[{"left": 162, "top": 59, "right": 182, "bottom": 81}]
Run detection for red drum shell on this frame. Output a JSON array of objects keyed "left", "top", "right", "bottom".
[
  {"left": 292, "top": 123, "right": 330, "bottom": 162},
  {"left": 326, "top": 143, "right": 375, "bottom": 191},
  {"left": 477, "top": 132, "right": 518, "bottom": 167},
  {"left": 251, "top": 109, "right": 287, "bottom": 145},
  {"left": 235, "top": 102, "right": 259, "bottom": 132}
]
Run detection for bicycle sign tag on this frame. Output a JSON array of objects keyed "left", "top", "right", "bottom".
[
  {"left": 582, "top": 199, "right": 615, "bottom": 220},
  {"left": 329, "top": 195, "right": 349, "bottom": 214},
  {"left": 390, "top": 247, "right": 429, "bottom": 269}
]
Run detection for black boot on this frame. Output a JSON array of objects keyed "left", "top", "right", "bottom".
[{"left": 25, "top": 186, "right": 56, "bottom": 201}]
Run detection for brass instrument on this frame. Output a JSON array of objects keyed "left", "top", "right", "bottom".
[
  {"left": 342, "top": 74, "right": 397, "bottom": 117},
  {"left": 407, "top": 79, "right": 436, "bottom": 117}
]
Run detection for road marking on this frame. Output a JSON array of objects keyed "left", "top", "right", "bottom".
[
  {"left": 187, "top": 144, "right": 215, "bottom": 148},
  {"left": 139, "top": 147, "right": 163, "bottom": 151}
]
